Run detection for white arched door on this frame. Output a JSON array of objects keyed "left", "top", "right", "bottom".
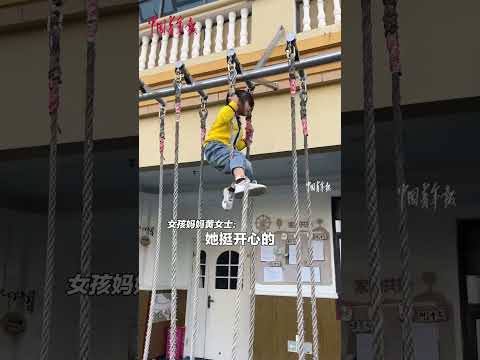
[{"left": 203, "top": 245, "right": 250, "bottom": 360}]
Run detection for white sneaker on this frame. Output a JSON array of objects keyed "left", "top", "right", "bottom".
[
  {"left": 234, "top": 178, "right": 267, "bottom": 199},
  {"left": 222, "top": 187, "right": 235, "bottom": 210}
]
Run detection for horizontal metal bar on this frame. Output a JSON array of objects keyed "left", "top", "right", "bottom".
[
  {"left": 140, "top": 79, "right": 166, "bottom": 106},
  {"left": 139, "top": 51, "right": 341, "bottom": 102}
]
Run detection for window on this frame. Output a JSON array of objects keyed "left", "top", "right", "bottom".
[
  {"left": 215, "top": 250, "right": 239, "bottom": 290},
  {"left": 200, "top": 250, "right": 206, "bottom": 288},
  {"left": 139, "top": 0, "right": 217, "bottom": 23},
  {"left": 139, "top": 0, "right": 161, "bottom": 23}
]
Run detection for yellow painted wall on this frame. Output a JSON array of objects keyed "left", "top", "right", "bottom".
[
  {"left": 342, "top": 0, "right": 480, "bottom": 111},
  {"left": 0, "top": 9, "right": 138, "bottom": 150},
  {"left": 139, "top": 82, "right": 340, "bottom": 167},
  {"left": 139, "top": 0, "right": 341, "bottom": 168},
  {"left": 250, "top": 0, "right": 296, "bottom": 45}
]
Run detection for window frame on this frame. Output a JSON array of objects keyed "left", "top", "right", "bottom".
[
  {"left": 215, "top": 250, "right": 239, "bottom": 290},
  {"left": 139, "top": 0, "right": 218, "bottom": 23}
]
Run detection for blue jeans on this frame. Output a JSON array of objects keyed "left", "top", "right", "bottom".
[{"left": 204, "top": 141, "right": 254, "bottom": 181}]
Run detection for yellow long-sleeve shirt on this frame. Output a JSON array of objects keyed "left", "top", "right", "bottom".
[{"left": 204, "top": 101, "right": 247, "bottom": 151}]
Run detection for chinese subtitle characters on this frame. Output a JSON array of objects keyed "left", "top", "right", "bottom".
[
  {"left": 398, "top": 182, "right": 456, "bottom": 210},
  {"left": 139, "top": 225, "right": 155, "bottom": 236},
  {"left": 66, "top": 273, "right": 138, "bottom": 296},
  {"left": 205, "top": 231, "right": 275, "bottom": 246},
  {"left": 354, "top": 278, "right": 403, "bottom": 295},
  {"left": 147, "top": 15, "right": 197, "bottom": 36},
  {"left": 0, "top": 288, "right": 35, "bottom": 312},
  {"left": 168, "top": 219, "right": 236, "bottom": 229},
  {"left": 306, "top": 180, "right": 332, "bottom": 193}
]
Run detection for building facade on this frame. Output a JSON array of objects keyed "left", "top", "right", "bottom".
[
  {"left": 0, "top": 0, "right": 139, "bottom": 359},
  {"left": 341, "top": 1, "right": 480, "bottom": 359},
  {"left": 138, "top": 0, "right": 342, "bottom": 359}
]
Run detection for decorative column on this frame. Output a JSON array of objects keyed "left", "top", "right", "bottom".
[
  {"left": 214, "top": 14, "right": 224, "bottom": 53},
  {"left": 317, "top": 0, "right": 327, "bottom": 27},
  {"left": 180, "top": 25, "right": 190, "bottom": 61},
  {"left": 191, "top": 21, "right": 202, "bottom": 58},
  {"left": 147, "top": 32, "right": 159, "bottom": 69},
  {"left": 158, "top": 29, "right": 169, "bottom": 66},
  {"left": 240, "top": 7, "right": 249, "bottom": 46},
  {"left": 169, "top": 25, "right": 180, "bottom": 64},
  {"left": 227, "top": 11, "right": 236, "bottom": 50},
  {"left": 333, "top": 0, "right": 341, "bottom": 24},
  {"left": 139, "top": 34, "right": 150, "bottom": 71},
  {"left": 302, "top": 0, "right": 311, "bottom": 32},
  {"left": 203, "top": 18, "right": 213, "bottom": 56}
]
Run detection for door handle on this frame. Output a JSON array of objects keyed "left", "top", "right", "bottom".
[{"left": 207, "top": 295, "right": 214, "bottom": 309}]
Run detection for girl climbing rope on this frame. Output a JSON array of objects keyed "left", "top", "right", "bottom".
[{"left": 203, "top": 90, "right": 267, "bottom": 210}]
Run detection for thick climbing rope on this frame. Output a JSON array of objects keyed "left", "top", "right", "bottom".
[
  {"left": 227, "top": 55, "right": 239, "bottom": 160},
  {"left": 41, "top": 1, "right": 63, "bottom": 359},
  {"left": 286, "top": 37, "right": 305, "bottom": 360},
  {"left": 247, "top": 196, "right": 255, "bottom": 360},
  {"left": 232, "top": 176, "right": 250, "bottom": 360},
  {"left": 299, "top": 75, "right": 320, "bottom": 360},
  {"left": 80, "top": 0, "right": 97, "bottom": 358},
  {"left": 244, "top": 97, "right": 256, "bottom": 360},
  {"left": 169, "top": 68, "right": 184, "bottom": 360},
  {"left": 229, "top": 51, "right": 253, "bottom": 360},
  {"left": 382, "top": 2, "right": 414, "bottom": 359},
  {"left": 189, "top": 96, "right": 208, "bottom": 360},
  {"left": 142, "top": 104, "right": 166, "bottom": 360},
  {"left": 227, "top": 57, "right": 237, "bottom": 97},
  {"left": 361, "top": 0, "right": 385, "bottom": 358}
]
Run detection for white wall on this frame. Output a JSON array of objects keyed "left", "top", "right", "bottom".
[
  {"left": 139, "top": 181, "right": 341, "bottom": 293},
  {"left": 342, "top": 184, "right": 479, "bottom": 359},
  {"left": 342, "top": 0, "right": 480, "bottom": 111},
  {"left": 0, "top": 11, "right": 138, "bottom": 150},
  {"left": 0, "top": 208, "right": 138, "bottom": 360}
]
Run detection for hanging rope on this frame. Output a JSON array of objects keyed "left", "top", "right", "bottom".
[
  {"left": 383, "top": 2, "right": 414, "bottom": 359},
  {"left": 232, "top": 177, "right": 250, "bottom": 360},
  {"left": 189, "top": 96, "right": 208, "bottom": 360},
  {"left": 227, "top": 56, "right": 237, "bottom": 97},
  {"left": 227, "top": 54, "right": 239, "bottom": 160},
  {"left": 247, "top": 196, "right": 255, "bottom": 360},
  {"left": 230, "top": 59, "right": 252, "bottom": 360},
  {"left": 41, "top": 1, "right": 64, "bottom": 359},
  {"left": 299, "top": 75, "right": 320, "bottom": 360},
  {"left": 361, "top": 0, "right": 385, "bottom": 359},
  {"left": 169, "top": 68, "right": 183, "bottom": 360},
  {"left": 286, "top": 37, "right": 306, "bottom": 360},
  {"left": 142, "top": 104, "right": 166, "bottom": 360},
  {"left": 80, "top": 0, "right": 97, "bottom": 359},
  {"left": 244, "top": 88, "right": 256, "bottom": 360}
]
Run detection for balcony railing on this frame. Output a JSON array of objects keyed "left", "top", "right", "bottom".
[
  {"left": 297, "top": 0, "right": 341, "bottom": 33},
  {"left": 139, "top": 2, "right": 251, "bottom": 71}
]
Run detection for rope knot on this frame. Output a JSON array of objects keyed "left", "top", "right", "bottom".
[
  {"left": 48, "top": 79, "right": 61, "bottom": 114},
  {"left": 86, "top": 0, "right": 98, "bottom": 42},
  {"left": 245, "top": 117, "right": 254, "bottom": 145},
  {"left": 301, "top": 118, "right": 308, "bottom": 136},
  {"left": 382, "top": 0, "right": 399, "bottom": 35},
  {"left": 289, "top": 78, "right": 297, "bottom": 96},
  {"left": 159, "top": 138, "right": 165, "bottom": 160},
  {"left": 383, "top": 0, "right": 401, "bottom": 74}
]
